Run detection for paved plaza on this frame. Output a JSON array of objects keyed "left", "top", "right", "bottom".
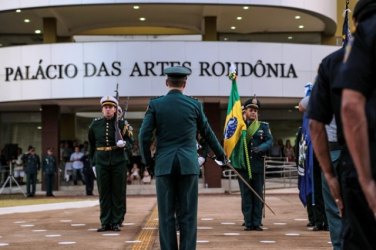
[{"left": 0, "top": 187, "right": 332, "bottom": 250}]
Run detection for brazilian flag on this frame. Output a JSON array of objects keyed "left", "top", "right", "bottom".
[{"left": 223, "top": 72, "right": 248, "bottom": 170}]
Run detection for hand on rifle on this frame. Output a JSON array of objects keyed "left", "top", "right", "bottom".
[{"left": 116, "top": 140, "right": 126, "bottom": 148}]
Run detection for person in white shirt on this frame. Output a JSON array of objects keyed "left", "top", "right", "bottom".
[{"left": 70, "top": 146, "right": 85, "bottom": 185}]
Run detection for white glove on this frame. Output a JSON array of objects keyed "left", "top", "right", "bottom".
[
  {"left": 116, "top": 140, "right": 126, "bottom": 148},
  {"left": 198, "top": 156, "right": 205, "bottom": 166},
  {"left": 92, "top": 166, "right": 96, "bottom": 178},
  {"left": 214, "top": 157, "right": 230, "bottom": 167}
]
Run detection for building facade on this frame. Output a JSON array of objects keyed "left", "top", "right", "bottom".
[{"left": 0, "top": 0, "right": 356, "bottom": 187}]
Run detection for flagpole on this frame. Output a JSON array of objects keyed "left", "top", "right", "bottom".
[{"left": 217, "top": 158, "right": 276, "bottom": 215}]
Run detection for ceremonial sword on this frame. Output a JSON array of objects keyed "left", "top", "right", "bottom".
[{"left": 214, "top": 158, "right": 276, "bottom": 215}]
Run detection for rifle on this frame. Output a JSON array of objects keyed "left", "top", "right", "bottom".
[
  {"left": 122, "top": 96, "right": 130, "bottom": 120},
  {"left": 114, "top": 83, "right": 124, "bottom": 143}
]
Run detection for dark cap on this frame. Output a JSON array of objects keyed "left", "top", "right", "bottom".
[
  {"left": 244, "top": 96, "right": 261, "bottom": 110},
  {"left": 164, "top": 66, "right": 191, "bottom": 78}
]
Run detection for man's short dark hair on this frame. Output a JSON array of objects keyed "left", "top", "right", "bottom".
[{"left": 167, "top": 77, "right": 187, "bottom": 87}]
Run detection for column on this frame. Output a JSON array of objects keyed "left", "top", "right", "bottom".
[
  {"left": 203, "top": 16, "right": 218, "bottom": 41},
  {"left": 41, "top": 105, "right": 61, "bottom": 190},
  {"left": 203, "top": 102, "right": 222, "bottom": 188},
  {"left": 43, "top": 17, "right": 57, "bottom": 43}
]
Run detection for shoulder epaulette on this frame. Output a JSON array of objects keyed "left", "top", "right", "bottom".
[
  {"left": 94, "top": 117, "right": 103, "bottom": 121},
  {"left": 185, "top": 95, "right": 199, "bottom": 101},
  {"left": 151, "top": 95, "right": 164, "bottom": 100},
  {"left": 260, "top": 121, "right": 269, "bottom": 125}
]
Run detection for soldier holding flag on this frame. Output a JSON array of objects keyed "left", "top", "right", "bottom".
[
  {"left": 240, "top": 97, "right": 273, "bottom": 231},
  {"left": 223, "top": 68, "right": 273, "bottom": 231}
]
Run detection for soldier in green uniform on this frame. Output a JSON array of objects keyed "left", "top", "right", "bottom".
[
  {"left": 139, "top": 66, "right": 226, "bottom": 250},
  {"left": 42, "top": 147, "right": 57, "bottom": 197},
  {"left": 239, "top": 97, "right": 273, "bottom": 231},
  {"left": 23, "top": 146, "right": 41, "bottom": 197},
  {"left": 88, "top": 96, "right": 129, "bottom": 232}
]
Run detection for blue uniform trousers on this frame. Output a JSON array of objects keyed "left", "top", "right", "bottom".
[
  {"left": 26, "top": 172, "right": 37, "bottom": 195},
  {"left": 339, "top": 144, "right": 376, "bottom": 250},
  {"left": 44, "top": 173, "right": 54, "bottom": 195},
  {"left": 321, "top": 150, "right": 342, "bottom": 250}
]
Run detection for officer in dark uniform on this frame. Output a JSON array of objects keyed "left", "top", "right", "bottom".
[
  {"left": 42, "top": 147, "right": 57, "bottom": 197},
  {"left": 23, "top": 146, "right": 41, "bottom": 197},
  {"left": 308, "top": 47, "right": 345, "bottom": 249},
  {"left": 239, "top": 97, "right": 273, "bottom": 231},
  {"left": 88, "top": 96, "right": 129, "bottom": 232},
  {"left": 138, "top": 66, "right": 226, "bottom": 250},
  {"left": 335, "top": 1, "right": 376, "bottom": 248},
  {"left": 82, "top": 150, "right": 95, "bottom": 196}
]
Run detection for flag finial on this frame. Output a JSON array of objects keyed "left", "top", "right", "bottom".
[{"left": 228, "top": 64, "right": 237, "bottom": 81}]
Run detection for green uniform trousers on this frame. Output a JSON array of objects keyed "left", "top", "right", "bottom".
[
  {"left": 156, "top": 158, "right": 198, "bottom": 250},
  {"left": 238, "top": 170, "right": 264, "bottom": 228},
  {"left": 96, "top": 161, "right": 126, "bottom": 226}
]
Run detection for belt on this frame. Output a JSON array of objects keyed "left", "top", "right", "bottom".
[
  {"left": 328, "top": 141, "right": 342, "bottom": 151},
  {"left": 96, "top": 146, "right": 118, "bottom": 151}
]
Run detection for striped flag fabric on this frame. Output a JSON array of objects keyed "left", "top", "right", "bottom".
[{"left": 223, "top": 68, "right": 247, "bottom": 169}]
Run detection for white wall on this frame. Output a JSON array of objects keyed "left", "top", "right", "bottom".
[{"left": 0, "top": 41, "right": 339, "bottom": 102}]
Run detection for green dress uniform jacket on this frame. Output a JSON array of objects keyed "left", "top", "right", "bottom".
[
  {"left": 23, "top": 153, "right": 40, "bottom": 196},
  {"left": 42, "top": 155, "right": 56, "bottom": 175},
  {"left": 139, "top": 89, "right": 224, "bottom": 250},
  {"left": 247, "top": 121, "right": 273, "bottom": 174},
  {"left": 238, "top": 121, "right": 272, "bottom": 230},
  {"left": 88, "top": 116, "right": 129, "bottom": 228}
]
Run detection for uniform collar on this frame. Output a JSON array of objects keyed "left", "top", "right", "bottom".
[
  {"left": 104, "top": 116, "right": 116, "bottom": 121},
  {"left": 167, "top": 89, "right": 183, "bottom": 95}
]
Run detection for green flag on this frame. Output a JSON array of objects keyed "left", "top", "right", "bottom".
[{"left": 223, "top": 71, "right": 248, "bottom": 170}]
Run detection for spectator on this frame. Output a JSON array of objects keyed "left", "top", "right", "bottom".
[
  {"left": 284, "top": 139, "right": 295, "bottom": 162},
  {"left": 13, "top": 147, "right": 25, "bottom": 184},
  {"left": 82, "top": 149, "right": 95, "bottom": 195},
  {"left": 130, "top": 164, "right": 141, "bottom": 184},
  {"left": 62, "top": 141, "right": 73, "bottom": 182},
  {"left": 131, "top": 141, "right": 143, "bottom": 176},
  {"left": 70, "top": 146, "right": 85, "bottom": 185},
  {"left": 269, "top": 139, "right": 283, "bottom": 157}
]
